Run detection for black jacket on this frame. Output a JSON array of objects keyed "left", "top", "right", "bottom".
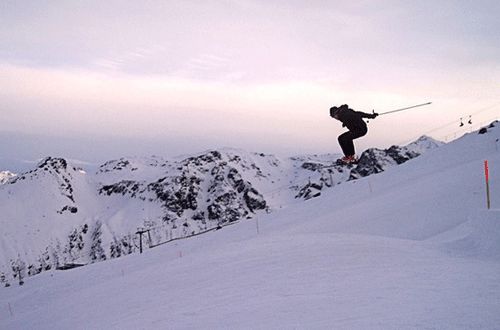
[{"left": 336, "top": 107, "right": 376, "bottom": 132}]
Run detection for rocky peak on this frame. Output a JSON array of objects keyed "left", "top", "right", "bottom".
[
  {"left": 37, "top": 157, "right": 69, "bottom": 172},
  {"left": 8, "top": 157, "right": 79, "bottom": 204},
  {"left": 478, "top": 120, "right": 499, "bottom": 134},
  {"left": 0, "top": 171, "right": 16, "bottom": 184},
  {"left": 295, "top": 136, "right": 444, "bottom": 199},
  {"left": 405, "top": 135, "right": 444, "bottom": 154},
  {"left": 182, "top": 150, "right": 223, "bottom": 168},
  {"left": 99, "top": 149, "right": 268, "bottom": 230},
  {"left": 349, "top": 147, "right": 411, "bottom": 179},
  {"left": 97, "top": 156, "right": 166, "bottom": 174}
]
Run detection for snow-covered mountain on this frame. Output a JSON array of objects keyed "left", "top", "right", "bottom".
[
  {"left": 294, "top": 135, "right": 443, "bottom": 199},
  {"left": 1, "top": 123, "right": 500, "bottom": 329},
  {"left": 0, "top": 136, "right": 441, "bottom": 280}
]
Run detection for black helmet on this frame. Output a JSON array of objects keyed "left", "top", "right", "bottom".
[
  {"left": 330, "top": 104, "right": 348, "bottom": 117},
  {"left": 329, "top": 106, "right": 338, "bottom": 117}
]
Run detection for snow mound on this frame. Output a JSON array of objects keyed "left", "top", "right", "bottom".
[{"left": 434, "top": 210, "right": 500, "bottom": 259}]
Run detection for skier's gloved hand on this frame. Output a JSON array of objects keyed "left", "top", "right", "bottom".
[{"left": 371, "top": 112, "right": 379, "bottom": 119}]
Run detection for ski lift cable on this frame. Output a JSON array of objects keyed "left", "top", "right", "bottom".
[
  {"left": 469, "top": 101, "right": 500, "bottom": 117},
  {"left": 395, "top": 102, "right": 500, "bottom": 146}
]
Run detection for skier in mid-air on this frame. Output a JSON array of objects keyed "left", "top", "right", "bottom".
[{"left": 330, "top": 104, "right": 378, "bottom": 164}]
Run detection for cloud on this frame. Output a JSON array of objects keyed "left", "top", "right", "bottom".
[
  {"left": 91, "top": 46, "right": 168, "bottom": 71},
  {"left": 0, "top": 63, "right": 351, "bottom": 160},
  {"left": 1, "top": 0, "right": 499, "bottom": 158},
  {"left": 1, "top": 61, "right": 498, "bottom": 143},
  {"left": 0, "top": 63, "right": 336, "bottom": 142}
]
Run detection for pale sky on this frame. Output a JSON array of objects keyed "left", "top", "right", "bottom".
[{"left": 1, "top": 0, "right": 499, "bottom": 166}]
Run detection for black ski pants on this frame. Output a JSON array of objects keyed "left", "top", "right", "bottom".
[{"left": 338, "top": 127, "right": 367, "bottom": 156}]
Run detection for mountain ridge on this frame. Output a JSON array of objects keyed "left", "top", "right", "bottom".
[{"left": 0, "top": 135, "right": 442, "bottom": 282}]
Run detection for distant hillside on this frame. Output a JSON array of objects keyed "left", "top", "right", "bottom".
[{"left": 0, "top": 136, "right": 442, "bottom": 282}]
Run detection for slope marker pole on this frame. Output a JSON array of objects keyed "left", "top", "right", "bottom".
[{"left": 484, "top": 160, "right": 491, "bottom": 209}]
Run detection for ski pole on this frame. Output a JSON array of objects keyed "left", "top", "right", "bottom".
[{"left": 378, "top": 102, "right": 432, "bottom": 116}]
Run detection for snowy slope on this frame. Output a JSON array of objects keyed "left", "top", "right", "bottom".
[{"left": 1, "top": 124, "right": 500, "bottom": 328}]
